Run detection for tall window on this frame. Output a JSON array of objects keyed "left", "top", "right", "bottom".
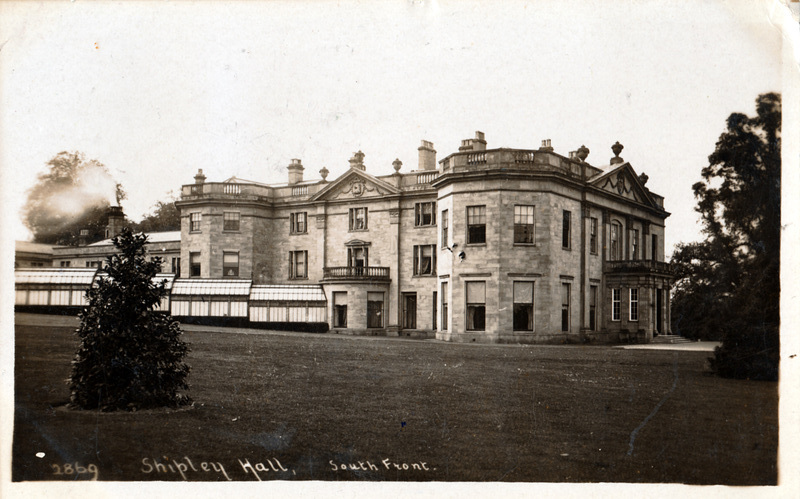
[
  {"left": 415, "top": 202, "right": 436, "bottom": 226},
  {"left": 441, "top": 209, "right": 449, "bottom": 247},
  {"left": 513, "top": 281, "right": 534, "bottom": 331},
  {"left": 289, "top": 250, "right": 308, "bottom": 279},
  {"left": 190, "top": 213, "right": 201, "bottom": 232},
  {"left": 612, "top": 288, "right": 621, "bottom": 321},
  {"left": 223, "top": 252, "right": 239, "bottom": 277},
  {"left": 403, "top": 293, "right": 417, "bottom": 329},
  {"left": 171, "top": 257, "right": 181, "bottom": 277},
  {"left": 629, "top": 288, "right": 639, "bottom": 321},
  {"left": 190, "top": 252, "right": 201, "bottom": 277},
  {"left": 413, "top": 244, "right": 437, "bottom": 276},
  {"left": 590, "top": 217, "right": 598, "bottom": 254},
  {"left": 561, "top": 283, "right": 570, "bottom": 332},
  {"left": 631, "top": 229, "right": 639, "bottom": 260},
  {"left": 589, "top": 285, "right": 598, "bottom": 330},
  {"left": 562, "top": 211, "right": 571, "bottom": 249},
  {"left": 349, "top": 207, "right": 368, "bottom": 231},
  {"left": 441, "top": 282, "right": 448, "bottom": 331},
  {"left": 367, "top": 292, "right": 384, "bottom": 328},
  {"left": 467, "top": 206, "right": 486, "bottom": 244},
  {"left": 333, "top": 292, "right": 347, "bottom": 328},
  {"left": 290, "top": 212, "right": 307, "bottom": 234},
  {"left": 651, "top": 234, "right": 658, "bottom": 261},
  {"left": 514, "top": 205, "right": 535, "bottom": 244},
  {"left": 610, "top": 222, "right": 622, "bottom": 260},
  {"left": 432, "top": 291, "right": 437, "bottom": 330},
  {"left": 223, "top": 212, "right": 240, "bottom": 231},
  {"left": 347, "top": 246, "right": 368, "bottom": 271},
  {"left": 466, "top": 281, "right": 486, "bottom": 331}
]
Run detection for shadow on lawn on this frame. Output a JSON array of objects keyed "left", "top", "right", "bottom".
[{"left": 12, "top": 316, "right": 778, "bottom": 484}]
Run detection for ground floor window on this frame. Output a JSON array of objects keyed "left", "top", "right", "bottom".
[
  {"left": 589, "top": 285, "right": 598, "bottom": 331},
  {"left": 402, "top": 292, "right": 417, "bottom": 329},
  {"left": 223, "top": 252, "right": 239, "bottom": 277},
  {"left": 441, "top": 282, "right": 448, "bottom": 330},
  {"left": 513, "top": 281, "right": 534, "bottom": 331},
  {"left": 432, "top": 291, "right": 437, "bottom": 329},
  {"left": 466, "top": 281, "right": 486, "bottom": 331},
  {"left": 333, "top": 291, "right": 347, "bottom": 327},
  {"left": 561, "top": 283, "right": 570, "bottom": 332},
  {"left": 629, "top": 288, "right": 639, "bottom": 321},
  {"left": 190, "top": 252, "right": 201, "bottom": 277},
  {"left": 367, "top": 292, "right": 384, "bottom": 328},
  {"left": 612, "top": 288, "right": 621, "bottom": 321}
]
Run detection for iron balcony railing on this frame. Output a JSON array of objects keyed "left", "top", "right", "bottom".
[
  {"left": 323, "top": 266, "right": 390, "bottom": 280},
  {"left": 604, "top": 260, "right": 673, "bottom": 275}
]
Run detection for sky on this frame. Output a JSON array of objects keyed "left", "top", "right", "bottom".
[{"left": 0, "top": 0, "right": 790, "bottom": 258}]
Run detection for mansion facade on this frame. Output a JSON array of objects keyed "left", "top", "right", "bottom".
[{"left": 175, "top": 132, "right": 673, "bottom": 343}]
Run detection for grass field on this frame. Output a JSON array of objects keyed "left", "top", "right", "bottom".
[{"left": 13, "top": 314, "right": 777, "bottom": 484}]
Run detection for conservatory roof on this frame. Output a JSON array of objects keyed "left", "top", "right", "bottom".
[
  {"left": 171, "top": 279, "right": 253, "bottom": 296},
  {"left": 249, "top": 284, "right": 327, "bottom": 302},
  {"left": 14, "top": 268, "right": 99, "bottom": 285}
]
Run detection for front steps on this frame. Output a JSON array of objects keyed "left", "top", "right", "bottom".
[{"left": 651, "top": 334, "right": 693, "bottom": 344}]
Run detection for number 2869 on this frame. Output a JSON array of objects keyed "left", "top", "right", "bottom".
[{"left": 52, "top": 462, "right": 99, "bottom": 480}]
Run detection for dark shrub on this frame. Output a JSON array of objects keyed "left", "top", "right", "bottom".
[{"left": 69, "top": 229, "right": 191, "bottom": 410}]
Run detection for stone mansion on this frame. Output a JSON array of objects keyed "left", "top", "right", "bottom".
[{"left": 174, "top": 132, "right": 673, "bottom": 343}]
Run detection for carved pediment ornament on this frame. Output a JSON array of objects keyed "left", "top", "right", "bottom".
[
  {"left": 616, "top": 173, "right": 626, "bottom": 194},
  {"left": 330, "top": 177, "right": 380, "bottom": 199}
]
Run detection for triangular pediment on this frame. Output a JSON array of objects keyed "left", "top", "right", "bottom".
[
  {"left": 590, "top": 163, "right": 657, "bottom": 208},
  {"left": 309, "top": 168, "right": 401, "bottom": 201}
]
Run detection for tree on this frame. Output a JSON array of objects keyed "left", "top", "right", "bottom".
[
  {"left": 69, "top": 228, "right": 191, "bottom": 410},
  {"left": 132, "top": 195, "right": 181, "bottom": 233},
  {"left": 22, "top": 151, "right": 126, "bottom": 245},
  {"left": 671, "top": 93, "right": 780, "bottom": 380}
]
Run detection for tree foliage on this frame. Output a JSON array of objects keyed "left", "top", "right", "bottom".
[
  {"left": 132, "top": 196, "right": 181, "bottom": 233},
  {"left": 22, "top": 151, "right": 126, "bottom": 245},
  {"left": 671, "top": 93, "right": 780, "bottom": 380},
  {"left": 70, "top": 229, "right": 191, "bottom": 410}
]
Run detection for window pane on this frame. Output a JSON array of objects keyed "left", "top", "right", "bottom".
[
  {"left": 333, "top": 291, "right": 347, "bottom": 305},
  {"left": 513, "top": 303, "right": 533, "bottom": 331},
  {"left": 467, "top": 305, "right": 485, "bottom": 330},
  {"left": 513, "top": 281, "right": 533, "bottom": 303},
  {"left": 466, "top": 281, "right": 485, "bottom": 303}
]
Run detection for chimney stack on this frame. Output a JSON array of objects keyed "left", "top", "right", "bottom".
[
  {"left": 539, "top": 139, "right": 554, "bottom": 152},
  {"left": 459, "top": 131, "right": 487, "bottom": 152},
  {"left": 105, "top": 206, "right": 125, "bottom": 240},
  {"left": 287, "top": 158, "right": 304, "bottom": 185},
  {"left": 418, "top": 140, "right": 436, "bottom": 170},
  {"left": 349, "top": 151, "right": 366, "bottom": 171},
  {"left": 194, "top": 169, "right": 206, "bottom": 184}
]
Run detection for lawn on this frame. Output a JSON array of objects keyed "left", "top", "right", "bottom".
[{"left": 13, "top": 314, "right": 777, "bottom": 484}]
